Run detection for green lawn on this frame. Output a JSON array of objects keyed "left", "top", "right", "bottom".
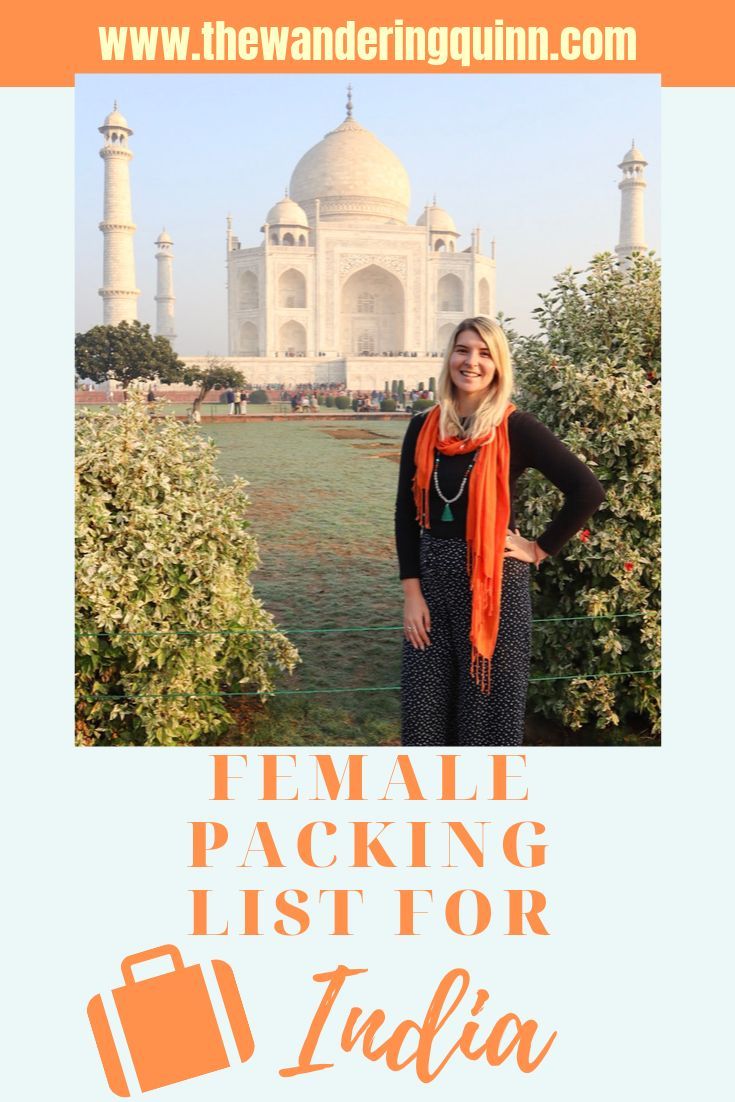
[{"left": 207, "top": 418, "right": 405, "bottom": 744}]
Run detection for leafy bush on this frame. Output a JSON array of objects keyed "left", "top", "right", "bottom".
[
  {"left": 380, "top": 398, "right": 397, "bottom": 412},
  {"left": 512, "top": 253, "right": 660, "bottom": 734},
  {"left": 249, "top": 388, "right": 270, "bottom": 404},
  {"left": 411, "top": 398, "right": 436, "bottom": 412},
  {"left": 325, "top": 395, "right": 335, "bottom": 408},
  {"left": 335, "top": 396, "right": 351, "bottom": 410},
  {"left": 75, "top": 400, "right": 299, "bottom": 746}
]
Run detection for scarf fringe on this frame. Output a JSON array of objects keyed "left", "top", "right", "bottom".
[{"left": 470, "top": 647, "right": 493, "bottom": 694}]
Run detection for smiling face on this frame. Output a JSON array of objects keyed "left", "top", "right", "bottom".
[{"left": 448, "top": 329, "right": 497, "bottom": 411}]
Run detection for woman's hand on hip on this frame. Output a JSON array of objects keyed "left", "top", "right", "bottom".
[
  {"left": 504, "top": 528, "right": 547, "bottom": 566},
  {"left": 402, "top": 579, "right": 431, "bottom": 650}
]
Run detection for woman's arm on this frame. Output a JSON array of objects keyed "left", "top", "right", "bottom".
[
  {"left": 394, "top": 414, "right": 425, "bottom": 579},
  {"left": 511, "top": 412, "right": 606, "bottom": 557},
  {"left": 395, "top": 415, "right": 432, "bottom": 648}
]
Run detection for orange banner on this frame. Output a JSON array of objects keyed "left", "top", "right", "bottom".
[{"left": 0, "top": 0, "right": 733, "bottom": 87}]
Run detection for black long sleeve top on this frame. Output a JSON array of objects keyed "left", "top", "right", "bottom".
[{"left": 395, "top": 409, "right": 605, "bottom": 579}]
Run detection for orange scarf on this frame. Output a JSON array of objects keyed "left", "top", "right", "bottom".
[{"left": 413, "top": 403, "right": 515, "bottom": 692}]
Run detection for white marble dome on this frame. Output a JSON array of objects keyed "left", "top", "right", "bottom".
[
  {"left": 620, "top": 143, "right": 646, "bottom": 165},
  {"left": 265, "top": 195, "right": 309, "bottom": 228},
  {"left": 100, "top": 104, "right": 131, "bottom": 132},
  {"left": 417, "top": 204, "right": 458, "bottom": 235},
  {"left": 289, "top": 114, "right": 410, "bottom": 224}
]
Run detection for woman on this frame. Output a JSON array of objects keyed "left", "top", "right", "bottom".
[{"left": 395, "top": 316, "right": 604, "bottom": 746}]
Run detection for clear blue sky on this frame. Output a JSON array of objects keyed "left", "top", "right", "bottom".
[{"left": 75, "top": 74, "right": 660, "bottom": 354}]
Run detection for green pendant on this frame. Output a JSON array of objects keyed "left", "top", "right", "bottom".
[{"left": 441, "top": 502, "right": 454, "bottom": 522}]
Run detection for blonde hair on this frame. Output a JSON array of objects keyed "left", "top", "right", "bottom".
[{"left": 437, "top": 316, "right": 514, "bottom": 439}]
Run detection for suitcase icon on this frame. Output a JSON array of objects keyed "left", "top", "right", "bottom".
[{"left": 87, "top": 944, "right": 254, "bottom": 1095}]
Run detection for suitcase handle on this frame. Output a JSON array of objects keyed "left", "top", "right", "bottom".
[{"left": 120, "top": 944, "right": 185, "bottom": 985}]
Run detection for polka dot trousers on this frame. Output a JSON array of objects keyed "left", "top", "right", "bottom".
[{"left": 401, "top": 533, "right": 532, "bottom": 746}]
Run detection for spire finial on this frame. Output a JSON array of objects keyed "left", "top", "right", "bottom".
[
  {"left": 346, "top": 84, "right": 353, "bottom": 118},
  {"left": 433, "top": 193, "right": 437, "bottom": 206},
  {"left": 113, "top": 100, "right": 118, "bottom": 111}
]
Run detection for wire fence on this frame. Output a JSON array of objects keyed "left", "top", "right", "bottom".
[
  {"left": 76, "top": 609, "right": 659, "bottom": 702},
  {"left": 79, "top": 668, "right": 661, "bottom": 703},
  {"left": 76, "top": 611, "right": 650, "bottom": 639}
]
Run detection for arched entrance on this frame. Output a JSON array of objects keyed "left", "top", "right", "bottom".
[
  {"left": 438, "top": 273, "right": 463, "bottom": 312},
  {"left": 279, "top": 268, "right": 306, "bottom": 308},
  {"left": 278, "top": 320, "right": 306, "bottom": 355},
  {"left": 239, "top": 321, "right": 258, "bottom": 354},
  {"left": 341, "top": 264, "right": 405, "bottom": 355}
]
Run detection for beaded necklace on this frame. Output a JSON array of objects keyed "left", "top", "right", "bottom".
[{"left": 433, "top": 449, "right": 478, "bottom": 522}]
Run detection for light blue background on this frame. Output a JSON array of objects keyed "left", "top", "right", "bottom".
[{"left": 1, "top": 84, "right": 732, "bottom": 1099}]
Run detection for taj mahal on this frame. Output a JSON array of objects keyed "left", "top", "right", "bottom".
[{"left": 97, "top": 88, "right": 648, "bottom": 390}]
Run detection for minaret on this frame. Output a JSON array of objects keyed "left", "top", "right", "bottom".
[
  {"left": 154, "top": 228, "right": 176, "bottom": 346},
  {"left": 98, "top": 103, "right": 139, "bottom": 324},
  {"left": 615, "top": 140, "right": 648, "bottom": 266}
]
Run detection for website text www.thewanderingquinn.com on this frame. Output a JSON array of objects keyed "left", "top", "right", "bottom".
[{"left": 98, "top": 19, "right": 637, "bottom": 66}]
